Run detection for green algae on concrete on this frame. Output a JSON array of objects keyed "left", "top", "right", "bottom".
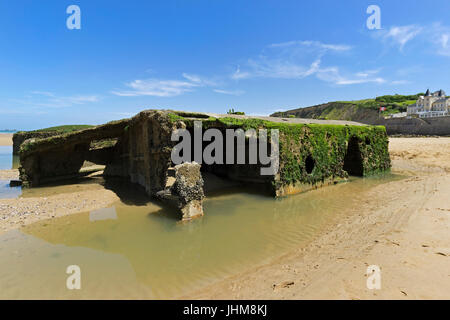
[
  {"left": 167, "top": 111, "right": 391, "bottom": 195},
  {"left": 18, "top": 110, "right": 391, "bottom": 205}
]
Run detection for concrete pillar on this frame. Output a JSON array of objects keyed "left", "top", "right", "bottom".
[{"left": 172, "top": 162, "right": 204, "bottom": 221}]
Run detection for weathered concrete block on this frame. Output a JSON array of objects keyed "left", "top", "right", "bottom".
[
  {"left": 17, "top": 109, "right": 391, "bottom": 222},
  {"left": 172, "top": 162, "right": 205, "bottom": 221}
]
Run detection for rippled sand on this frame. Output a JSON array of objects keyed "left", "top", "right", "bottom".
[{"left": 185, "top": 137, "right": 450, "bottom": 300}]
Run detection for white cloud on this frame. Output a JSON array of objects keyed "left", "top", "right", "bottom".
[
  {"left": 30, "top": 91, "right": 55, "bottom": 97},
  {"left": 112, "top": 79, "right": 199, "bottom": 97},
  {"left": 233, "top": 57, "right": 322, "bottom": 80},
  {"left": 11, "top": 91, "right": 100, "bottom": 108},
  {"left": 270, "top": 40, "right": 352, "bottom": 52},
  {"left": 355, "top": 69, "right": 381, "bottom": 78},
  {"left": 231, "top": 40, "right": 351, "bottom": 81},
  {"left": 373, "top": 22, "right": 450, "bottom": 55},
  {"left": 316, "top": 67, "right": 385, "bottom": 85},
  {"left": 382, "top": 25, "right": 422, "bottom": 50},
  {"left": 231, "top": 65, "right": 252, "bottom": 80},
  {"left": 232, "top": 41, "right": 388, "bottom": 86},
  {"left": 113, "top": 73, "right": 218, "bottom": 97},
  {"left": 213, "top": 89, "right": 245, "bottom": 96},
  {"left": 391, "top": 80, "right": 410, "bottom": 85},
  {"left": 429, "top": 23, "right": 450, "bottom": 56},
  {"left": 181, "top": 73, "right": 203, "bottom": 84}
]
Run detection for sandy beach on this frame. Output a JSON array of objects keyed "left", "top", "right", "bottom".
[
  {"left": 0, "top": 137, "right": 449, "bottom": 299},
  {"left": 184, "top": 137, "right": 450, "bottom": 300},
  {"left": 0, "top": 133, "right": 13, "bottom": 146}
]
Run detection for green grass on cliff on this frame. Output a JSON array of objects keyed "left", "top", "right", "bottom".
[
  {"left": 272, "top": 93, "right": 423, "bottom": 120},
  {"left": 33, "top": 125, "right": 94, "bottom": 133},
  {"left": 337, "top": 93, "right": 422, "bottom": 114}
]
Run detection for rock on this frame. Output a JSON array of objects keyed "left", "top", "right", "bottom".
[
  {"left": 172, "top": 162, "right": 205, "bottom": 221},
  {"left": 9, "top": 180, "right": 22, "bottom": 187},
  {"left": 272, "top": 281, "right": 295, "bottom": 290}
]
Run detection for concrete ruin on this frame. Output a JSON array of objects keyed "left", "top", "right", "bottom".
[{"left": 18, "top": 110, "right": 391, "bottom": 220}]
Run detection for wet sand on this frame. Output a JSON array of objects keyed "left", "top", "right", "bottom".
[
  {"left": 184, "top": 137, "right": 450, "bottom": 300},
  {"left": 0, "top": 137, "right": 449, "bottom": 299},
  {"left": 0, "top": 186, "right": 120, "bottom": 234},
  {"left": 0, "top": 133, "right": 13, "bottom": 146},
  {"left": 0, "top": 131, "right": 119, "bottom": 232}
]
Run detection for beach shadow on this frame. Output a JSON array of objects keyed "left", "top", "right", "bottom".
[{"left": 102, "top": 177, "right": 153, "bottom": 206}]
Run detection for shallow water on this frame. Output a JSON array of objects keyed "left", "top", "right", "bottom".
[
  {"left": 0, "top": 174, "right": 404, "bottom": 299},
  {"left": 0, "top": 180, "right": 22, "bottom": 198},
  {"left": 20, "top": 176, "right": 106, "bottom": 199},
  {"left": 0, "top": 146, "right": 18, "bottom": 170},
  {"left": 0, "top": 146, "right": 21, "bottom": 199}
]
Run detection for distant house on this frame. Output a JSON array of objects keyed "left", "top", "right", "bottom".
[{"left": 407, "top": 89, "right": 450, "bottom": 118}]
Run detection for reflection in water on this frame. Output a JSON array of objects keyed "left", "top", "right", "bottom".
[
  {"left": 0, "top": 146, "right": 13, "bottom": 170},
  {"left": 0, "top": 174, "right": 404, "bottom": 299},
  {"left": 0, "top": 180, "right": 22, "bottom": 199},
  {"left": 89, "top": 206, "right": 118, "bottom": 222},
  {"left": 20, "top": 176, "right": 106, "bottom": 198},
  {"left": 12, "top": 155, "right": 20, "bottom": 169},
  {"left": 0, "top": 146, "right": 21, "bottom": 199}
]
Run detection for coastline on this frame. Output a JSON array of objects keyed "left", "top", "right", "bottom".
[{"left": 0, "top": 137, "right": 449, "bottom": 299}]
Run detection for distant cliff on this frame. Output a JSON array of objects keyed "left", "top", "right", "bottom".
[
  {"left": 271, "top": 102, "right": 381, "bottom": 124},
  {"left": 271, "top": 94, "right": 421, "bottom": 125},
  {"left": 270, "top": 93, "right": 450, "bottom": 136}
]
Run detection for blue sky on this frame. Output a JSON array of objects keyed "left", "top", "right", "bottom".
[{"left": 1, "top": 0, "right": 450, "bottom": 130}]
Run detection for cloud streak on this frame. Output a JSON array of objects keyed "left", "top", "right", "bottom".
[
  {"left": 213, "top": 89, "right": 245, "bottom": 96},
  {"left": 232, "top": 40, "right": 352, "bottom": 81},
  {"left": 11, "top": 91, "right": 100, "bottom": 109},
  {"left": 269, "top": 40, "right": 352, "bottom": 52},
  {"left": 232, "top": 40, "right": 389, "bottom": 85},
  {"left": 381, "top": 25, "right": 423, "bottom": 50},
  {"left": 112, "top": 73, "right": 218, "bottom": 97},
  {"left": 373, "top": 22, "right": 450, "bottom": 56}
]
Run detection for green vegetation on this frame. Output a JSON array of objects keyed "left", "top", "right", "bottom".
[
  {"left": 19, "top": 110, "right": 390, "bottom": 192},
  {"left": 168, "top": 113, "right": 187, "bottom": 122},
  {"left": 275, "top": 123, "right": 390, "bottom": 189},
  {"left": 272, "top": 93, "right": 423, "bottom": 121},
  {"left": 13, "top": 125, "right": 96, "bottom": 155},
  {"left": 337, "top": 93, "right": 422, "bottom": 115},
  {"left": 227, "top": 108, "right": 245, "bottom": 115},
  {"left": 32, "top": 125, "right": 94, "bottom": 133},
  {"left": 18, "top": 119, "right": 128, "bottom": 156},
  {"left": 90, "top": 138, "right": 118, "bottom": 150},
  {"left": 168, "top": 113, "right": 391, "bottom": 189}
]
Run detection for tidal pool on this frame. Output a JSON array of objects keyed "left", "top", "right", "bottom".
[
  {"left": 0, "top": 174, "right": 403, "bottom": 299},
  {"left": 0, "top": 180, "right": 22, "bottom": 199},
  {"left": 0, "top": 146, "right": 21, "bottom": 199},
  {"left": 0, "top": 146, "right": 18, "bottom": 170}
]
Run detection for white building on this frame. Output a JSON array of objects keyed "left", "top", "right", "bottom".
[{"left": 407, "top": 89, "right": 450, "bottom": 118}]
